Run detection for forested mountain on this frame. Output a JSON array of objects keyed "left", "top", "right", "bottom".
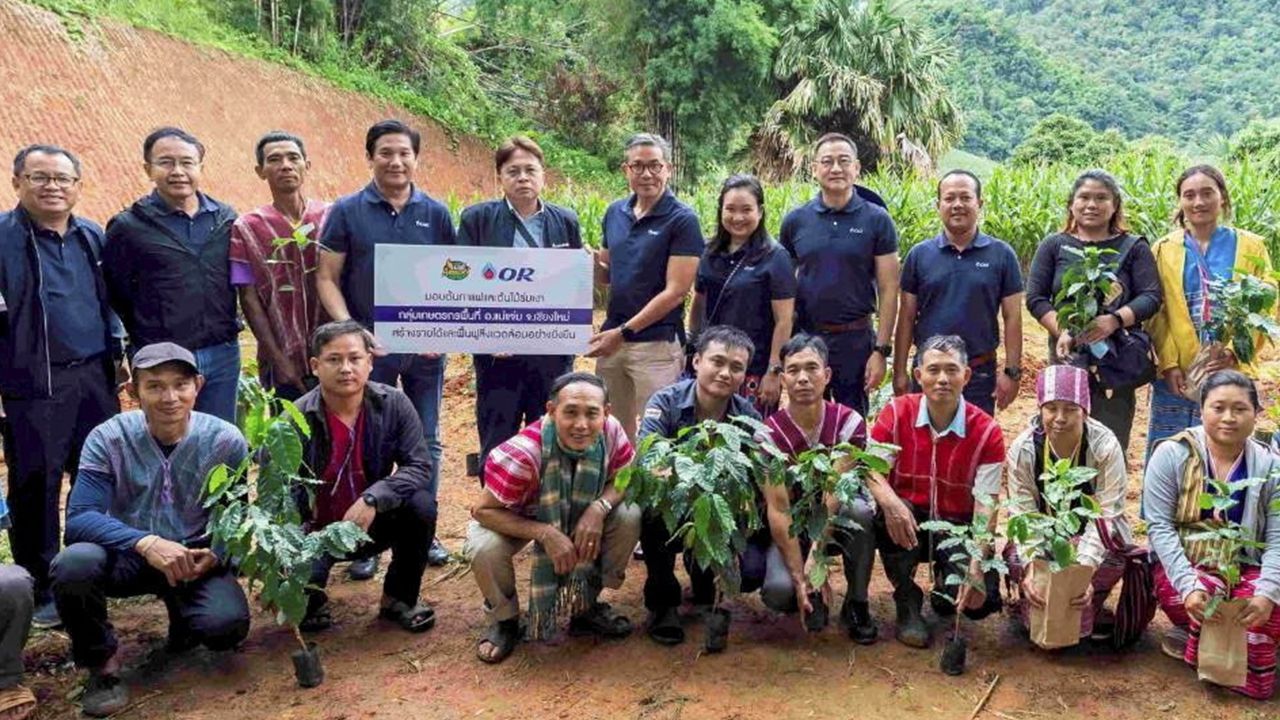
[{"left": 930, "top": 0, "right": 1280, "bottom": 158}]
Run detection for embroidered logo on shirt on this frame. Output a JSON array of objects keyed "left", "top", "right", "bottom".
[
  {"left": 849, "top": 227, "right": 864, "bottom": 234},
  {"left": 644, "top": 407, "right": 663, "bottom": 419},
  {"left": 415, "top": 220, "right": 431, "bottom": 228},
  {"left": 647, "top": 229, "right": 661, "bottom": 236},
  {"left": 975, "top": 262, "right": 990, "bottom": 268}
]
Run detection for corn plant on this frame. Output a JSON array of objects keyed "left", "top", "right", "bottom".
[
  {"left": 764, "top": 439, "right": 897, "bottom": 588},
  {"left": 614, "top": 418, "right": 769, "bottom": 603},
  {"left": 1005, "top": 459, "right": 1103, "bottom": 572},
  {"left": 1202, "top": 273, "right": 1280, "bottom": 365},
  {"left": 204, "top": 376, "right": 369, "bottom": 652},
  {"left": 1186, "top": 475, "right": 1270, "bottom": 617}
]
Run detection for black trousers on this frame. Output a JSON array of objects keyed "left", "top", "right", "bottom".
[
  {"left": 473, "top": 354, "right": 573, "bottom": 477},
  {"left": 5, "top": 361, "right": 117, "bottom": 601},
  {"left": 640, "top": 511, "right": 716, "bottom": 611},
  {"left": 307, "top": 488, "right": 438, "bottom": 607},
  {"left": 50, "top": 542, "right": 250, "bottom": 668},
  {"left": 816, "top": 328, "right": 874, "bottom": 417},
  {"left": 875, "top": 501, "right": 1001, "bottom": 620}
]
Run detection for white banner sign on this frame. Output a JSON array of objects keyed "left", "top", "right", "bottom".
[{"left": 373, "top": 245, "right": 593, "bottom": 355}]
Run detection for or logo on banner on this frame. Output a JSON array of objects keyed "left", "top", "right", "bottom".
[
  {"left": 441, "top": 259, "right": 471, "bottom": 281},
  {"left": 482, "top": 262, "right": 535, "bottom": 282}
]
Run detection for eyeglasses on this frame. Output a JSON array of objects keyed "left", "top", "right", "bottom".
[
  {"left": 817, "top": 157, "right": 856, "bottom": 169},
  {"left": 22, "top": 173, "right": 79, "bottom": 188},
  {"left": 625, "top": 161, "right": 666, "bottom": 176},
  {"left": 150, "top": 158, "right": 200, "bottom": 171}
]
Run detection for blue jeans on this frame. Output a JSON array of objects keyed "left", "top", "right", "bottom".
[
  {"left": 193, "top": 341, "right": 242, "bottom": 424},
  {"left": 372, "top": 353, "right": 445, "bottom": 502}
]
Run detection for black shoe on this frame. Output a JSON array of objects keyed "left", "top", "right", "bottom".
[
  {"left": 894, "top": 597, "right": 929, "bottom": 649},
  {"left": 841, "top": 600, "right": 879, "bottom": 645},
  {"left": 81, "top": 673, "right": 130, "bottom": 718},
  {"left": 32, "top": 600, "right": 62, "bottom": 630},
  {"left": 427, "top": 538, "right": 451, "bottom": 567},
  {"left": 347, "top": 556, "right": 379, "bottom": 581}
]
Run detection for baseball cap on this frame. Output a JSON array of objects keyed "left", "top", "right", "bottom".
[{"left": 131, "top": 342, "right": 199, "bottom": 374}]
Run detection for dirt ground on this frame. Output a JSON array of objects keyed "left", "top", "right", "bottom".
[{"left": 10, "top": 313, "right": 1280, "bottom": 720}]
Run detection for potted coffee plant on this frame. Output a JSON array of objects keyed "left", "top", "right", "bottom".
[
  {"left": 204, "top": 376, "right": 369, "bottom": 688},
  {"left": 1185, "top": 273, "right": 1280, "bottom": 402},
  {"left": 1184, "top": 475, "right": 1271, "bottom": 688},
  {"left": 615, "top": 418, "right": 768, "bottom": 653},
  {"left": 1005, "top": 459, "right": 1103, "bottom": 649},
  {"left": 1053, "top": 245, "right": 1121, "bottom": 367},
  {"left": 919, "top": 496, "right": 1007, "bottom": 676},
  {"left": 770, "top": 439, "right": 896, "bottom": 631}
]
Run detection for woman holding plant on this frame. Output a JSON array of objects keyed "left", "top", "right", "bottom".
[
  {"left": 1147, "top": 165, "right": 1277, "bottom": 452},
  {"left": 1142, "top": 370, "right": 1280, "bottom": 699},
  {"left": 690, "top": 174, "right": 796, "bottom": 414},
  {"left": 1004, "top": 365, "right": 1131, "bottom": 643},
  {"left": 1025, "top": 169, "right": 1162, "bottom": 455}
]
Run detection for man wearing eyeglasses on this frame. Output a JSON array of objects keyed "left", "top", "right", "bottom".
[
  {"left": 587, "top": 133, "right": 703, "bottom": 442},
  {"left": 780, "top": 133, "right": 900, "bottom": 417},
  {"left": 102, "top": 127, "right": 242, "bottom": 423},
  {"left": 458, "top": 136, "right": 582, "bottom": 478},
  {"left": 0, "top": 144, "right": 124, "bottom": 629}
]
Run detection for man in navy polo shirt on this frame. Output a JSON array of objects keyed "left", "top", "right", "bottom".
[
  {"left": 587, "top": 133, "right": 702, "bottom": 441},
  {"left": 892, "top": 170, "right": 1023, "bottom": 415},
  {"left": 779, "top": 132, "right": 899, "bottom": 416},
  {"left": 317, "top": 119, "right": 455, "bottom": 568}
]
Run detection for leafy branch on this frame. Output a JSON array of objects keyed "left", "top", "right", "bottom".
[
  {"left": 919, "top": 495, "right": 1007, "bottom": 634},
  {"left": 1005, "top": 459, "right": 1103, "bottom": 572},
  {"left": 1053, "top": 245, "right": 1120, "bottom": 337},
  {"left": 1202, "top": 271, "right": 1280, "bottom": 365},
  {"left": 1186, "top": 475, "right": 1269, "bottom": 618}
]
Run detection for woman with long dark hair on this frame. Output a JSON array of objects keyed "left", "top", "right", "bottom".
[
  {"left": 1147, "top": 165, "right": 1275, "bottom": 452},
  {"left": 689, "top": 174, "right": 796, "bottom": 414},
  {"left": 1024, "top": 169, "right": 1162, "bottom": 455}
]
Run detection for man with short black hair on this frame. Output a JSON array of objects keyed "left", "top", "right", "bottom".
[
  {"left": 231, "top": 130, "right": 331, "bottom": 401},
  {"left": 51, "top": 343, "right": 250, "bottom": 718},
  {"left": 1, "top": 143, "right": 123, "bottom": 628},
  {"left": 293, "top": 320, "right": 439, "bottom": 635},
  {"left": 465, "top": 371, "right": 640, "bottom": 663},
  {"left": 893, "top": 169, "right": 1023, "bottom": 415},
  {"left": 459, "top": 136, "right": 581, "bottom": 473},
  {"left": 317, "top": 119, "right": 456, "bottom": 566},
  {"left": 637, "top": 325, "right": 760, "bottom": 646},
  {"left": 867, "top": 335, "right": 1005, "bottom": 649},
  {"left": 588, "top": 133, "right": 703, "bottom": 442},
  {"left": 780, "top": 133, "right": 900, "bottom": 416},
  {"left": 103, "top": 127, "right": 242, "bottom": 423}
]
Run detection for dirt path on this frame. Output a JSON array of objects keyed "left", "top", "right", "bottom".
[{"left": 14, "top": 313, "right": 1279, "bottom": 719}]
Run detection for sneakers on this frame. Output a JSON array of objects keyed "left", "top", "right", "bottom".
[
  {"left": 346, "top": 556, "right": 379, "bottom": 581},
  {"left": 427, "top": 538, "right": 451, "bottom": 567},
  {"left": 31, "top": 600, "right": 62, "bottom": 630},
  {"left": 841, "top": 600, "right": 880, "bottom": 645},
  {"left": 81, "top": 672, "right": 129, "bottom": 718},
  {"left": 1161, "top": 626, "right": 1190, "bottom": 660},
  {"left": 894, "top": 597, "right": 930, "bottom": 648}
]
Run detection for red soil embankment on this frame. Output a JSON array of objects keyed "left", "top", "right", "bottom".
[{"left": 0, "top": 0, "right": 497, "bottom": 222}]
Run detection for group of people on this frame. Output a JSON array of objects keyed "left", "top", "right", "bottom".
[{"left": 0, "top": 119, "right": 1276, "bottom": 718}]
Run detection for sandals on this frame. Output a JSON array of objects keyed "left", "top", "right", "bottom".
[
  {"left": 0, "top": 686, "right": 36, "bottom": 720},
  {"left": 477, "top": 618, "right": 521, "bottom": 664},
  {"left": 646, "top": 606, "right": 685, "bottom": 645},
  {"left": 379, "top": 600, "right": 437, "bottom": 633},
  {"left": 569, "top": 602, "right": 633, "bottom": 639}
]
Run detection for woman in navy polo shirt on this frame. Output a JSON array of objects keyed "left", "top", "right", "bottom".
[{"left": 690, "top": 174, "right": 796, "bottom": 414}]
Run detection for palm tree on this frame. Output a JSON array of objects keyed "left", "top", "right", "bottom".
[{"left": 757, "top": 0, "right": 963, "bottom": 178}]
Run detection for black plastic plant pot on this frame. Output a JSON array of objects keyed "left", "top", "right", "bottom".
[
  {"left": 291, "top": 642, "right": 325, "bottom": 688},
  {"left": 804, "top": 591, "right": 829, "bottom": 633},
  {"left": 704, "top": 607, "right": 731, "bottom": 654},
  {"left": 940, "top": 636, "right": 967, "bottom": 676}
]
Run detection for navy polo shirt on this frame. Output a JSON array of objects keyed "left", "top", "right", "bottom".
[
  {"left": 602, "top": 190, "right": 704, "bottom": 342},
  {"left": 695, "top": 241, "right": 797, "bottom": 376},
  {"left": 779, "top": 193, "right": 898, "bottom": 328},
  {"left": 321, "top": 182, "right": 456, "bottom": 328},
  {"left": 637, "top": 377, "right": 761, "bottom": 441},
  {"left": 900, "top": 231, "right": 1022, "bottom": 358},
  {"left": 143, "top": 191, "right": 221, "bottom": 253},
  {"left": 33, "top": 222, "right": 108, "bottom": 362}
]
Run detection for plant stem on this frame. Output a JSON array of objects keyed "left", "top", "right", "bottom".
[{"left": 292, "top": 624, "right": 308, "bottom": 653}]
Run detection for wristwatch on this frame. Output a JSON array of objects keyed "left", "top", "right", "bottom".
[
  {"left": 769, "top": 363, "right": 784, "bottom": 375},
  {"left": 362, "top": 492, "right": 378, "bottom": 508},
  {"left": 1106, "top": 310, "right": 1125, "bottom": 328},
  {"left": 619, "top": 322, "right": 638, "bottom": 342},
  {"left": 873, "top": 344, "right": 893, "bottom": 358},
  {"left": 1002, "top": 366, "right": 1022, "bottom": 381}
]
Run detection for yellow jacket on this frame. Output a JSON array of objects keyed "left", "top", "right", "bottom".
[{"left": 1147, "top": 226, "right": 1274, "bottom": 374}]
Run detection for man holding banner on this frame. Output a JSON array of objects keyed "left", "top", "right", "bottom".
[{"left": 458, "top": 137, "right": 583, "bottom": 477}]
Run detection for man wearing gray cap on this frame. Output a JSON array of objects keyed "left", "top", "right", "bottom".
[{"left": 49, "top": 343, "right": 250, "bottom": 718}]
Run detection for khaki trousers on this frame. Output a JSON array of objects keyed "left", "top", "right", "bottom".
[{"left": 595, "top": 339, "right": 684, "bottom": 441}]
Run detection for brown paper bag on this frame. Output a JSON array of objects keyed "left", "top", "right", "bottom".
[
  {"left": 1183, "top": 342, "right": 1231, "bottom": 403},
  {"left": 1198, "top": 598, "right": 1248, "bottom": 689},
  {"left": 1029, "top": 560, "right": 1096, "bottom": 650}
]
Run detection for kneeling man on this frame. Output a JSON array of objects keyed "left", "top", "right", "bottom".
[
  {"left": 52, "top": 343, "right": 250, "bottom": 717},
  {"left": 466, "top": 372, "right": 640, "bottom": 663}
]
